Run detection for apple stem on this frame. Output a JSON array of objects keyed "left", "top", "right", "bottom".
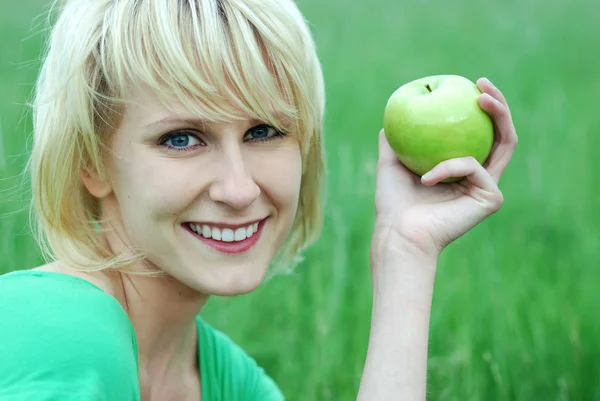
[{"left": 425, "top": 84, "right": 432, "bottom": 93}]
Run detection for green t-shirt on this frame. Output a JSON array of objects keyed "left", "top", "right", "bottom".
[{"left": 0, "top": 270, "right": 284, "bottom": 401}]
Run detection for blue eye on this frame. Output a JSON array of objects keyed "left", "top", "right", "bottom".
[
  {"left": 245, "top": 124, "right": 284, "bottom": 142},
  {"left": 160, "top": 132, "right": 202, "bottom": 151},
  {"left": 168, "top": 134, "right": 190, "bottom": 147}
]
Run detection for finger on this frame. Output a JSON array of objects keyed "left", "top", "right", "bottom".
[
  {"left": 477, "top": 77, "right": 508, "bottom": 108},
  {"left": 377, "top": 129, "right": 399, "bottom": 167},
  {"left": 478, "top": 92, "right": 514, "bottom": 139},
  {"left": 421, "top": 156, "right": 498, "bottom": 192},
  {"left": 377, "top": 129, "right": 419, "bottom": 183},
  {"left": 477, "top": 93, "right": 518, "bottom": 183}
]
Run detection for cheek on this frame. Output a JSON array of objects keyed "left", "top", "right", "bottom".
[
  {"left": 111, "top": 153, "right": 201, "bottom": 222},
  {"left": 255, "top": 145, "right": 303, "bottom": 210}
]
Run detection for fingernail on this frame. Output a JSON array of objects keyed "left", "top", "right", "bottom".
[{"left": 422, "top": 171, "right": 433, "bottom": 180}]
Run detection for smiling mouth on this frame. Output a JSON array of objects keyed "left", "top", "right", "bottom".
[{"left": 183, "top": 219, "right": 267, "bottom": 254}]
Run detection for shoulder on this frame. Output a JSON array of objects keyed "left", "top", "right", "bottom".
[
  {"left": 197, "top": 317, "right": 284, "bottom": 401},
  {"left": 0, "top": 270, "right": 139, "bottom": 400},
  {"left": 0, "top": 269, "right": 133, "bottom": 339}
]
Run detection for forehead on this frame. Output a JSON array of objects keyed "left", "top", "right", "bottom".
[{"left": 120, "top": 84, "right": 291, "bottom": 130}]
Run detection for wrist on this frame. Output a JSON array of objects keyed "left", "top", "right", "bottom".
[
  {"left": 371, "top": 249, "right": 437, "bottom": 295},
  {"left": 371, "top": 229, "right": 439, "bottom": 271},
  {"left": 372, "top": 220, "right": 441, "bottom": 263},
  {"left": 371, "top": 241, "right": 439, "bottom": 294}
]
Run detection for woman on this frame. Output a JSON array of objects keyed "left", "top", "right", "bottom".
[{"left": 0, "top": 0, "right": 518, "bottom": 400}]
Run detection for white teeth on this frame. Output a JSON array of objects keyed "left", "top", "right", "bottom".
[
  {"left": 189, "top": 221, "right": 262, "bottom": 243},
  {"left": 234, "top": 227, "right": 246, "bottom": 241},
  {"left": 221, "top": 228, "right": 234, "bottom": 242}
]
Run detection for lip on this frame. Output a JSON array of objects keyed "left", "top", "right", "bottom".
[
  {"left": 185, "top": 218, "right": 264, "bottom": 230},
  {"left": 183, "top": 218, "right": 267, "bottom": 255}
]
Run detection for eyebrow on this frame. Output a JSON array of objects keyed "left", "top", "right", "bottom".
[
  {"left": 143, "top": 113, "right": 292, "bottom": 130},
  {"left": 143, "top": 117, "right": 210, "bottom": 129}
]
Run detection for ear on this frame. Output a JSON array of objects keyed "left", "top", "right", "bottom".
[{"left": 81, "top": 169, "right": 112, "bottom": 198}]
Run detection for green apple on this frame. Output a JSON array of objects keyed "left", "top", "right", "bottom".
[{"left": 383, "top": 75, "right": 494, "bottom": 183}]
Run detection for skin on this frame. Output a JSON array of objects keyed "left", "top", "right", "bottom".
[
  {"left": 36, "top": 84, "right": 303, "bottom": 400},
  {"left": 35, "top": 76, "right": 517, "bottom": 401}
]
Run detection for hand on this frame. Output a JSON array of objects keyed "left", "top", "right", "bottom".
[{"left": 372, "top": 77, "right": 518, "bottom": 262}]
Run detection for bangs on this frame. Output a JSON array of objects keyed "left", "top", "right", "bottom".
[{"left": 100, "top": 0, "right": 304, "bottom": 135}]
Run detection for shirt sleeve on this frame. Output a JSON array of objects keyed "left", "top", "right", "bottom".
[
  {"left": 197, "top": 317, "right": 285, "bottom": 401},
  {"left": 0, "top": 272, "right": 140, "bottom": 401},
  {"left": 233, "top": 348, "right": 284, "bottom": 401}
]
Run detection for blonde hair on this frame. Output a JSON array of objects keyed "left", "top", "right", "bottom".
[{"left": 29, "top": 0, "right": 326, "bottom": 274}]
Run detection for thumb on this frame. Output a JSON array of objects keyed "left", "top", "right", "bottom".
[
  {"left": 377, "top": 129, "right": 399, "bottom": 168},
  {"left": 377, "top": 129, "right": 416, "bottom": 181}
]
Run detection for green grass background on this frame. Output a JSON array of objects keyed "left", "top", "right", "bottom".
[{"left": 1, "top": 0, "right": 598, "bottom": 400}]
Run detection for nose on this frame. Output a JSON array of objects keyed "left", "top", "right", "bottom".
[{"left": 208, "top": 143, "right": 260, "bottom": 210}]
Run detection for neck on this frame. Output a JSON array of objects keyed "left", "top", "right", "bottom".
[{"left": 114, "top": 271, "right": 208, "bottom": 377}]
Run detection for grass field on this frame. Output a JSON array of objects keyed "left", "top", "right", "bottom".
[{"left": 1, "top": 0, "right": 599, "bottom": 400}]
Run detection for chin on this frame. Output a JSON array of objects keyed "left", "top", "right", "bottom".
[{"left": 188, "top": 262, "right": 270, "bottom": 297}]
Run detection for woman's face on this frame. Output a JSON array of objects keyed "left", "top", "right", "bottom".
[{"left": 89, "top": 85, "right": 302, "bottom": 296}]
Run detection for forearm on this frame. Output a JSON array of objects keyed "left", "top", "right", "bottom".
[{"left": 357, "top": 251, "right": 438, "bottom": 401}]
